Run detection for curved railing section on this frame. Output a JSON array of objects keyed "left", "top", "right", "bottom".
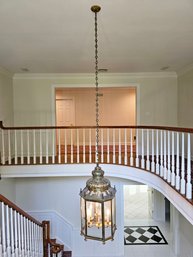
[{"left": 0, "top": 121, "right": 192, "bottom": 201}]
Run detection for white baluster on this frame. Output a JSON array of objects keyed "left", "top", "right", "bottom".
[
  {"left": 101, "top": 129, "right": 104, "bottom": 163},
  {"left": 29, "top": 221, "right": 32, "bottom": 256},
  {"left": 17, "top": 213, "right": 21, "bottom": 257},
  {"left": 71, "top": 129, "right": 73, "bottom": 163},
  {"left": 10, "top": 209, "right": 14, "bottom": 257},
  {"left": 30, "top": 223, "right": 34, "bottom": 257},
  {"left": 141, "top": 129, "right": 145, "bottom": 169},
  {"left": 31, "top": 224, "right": 34, "bottom": 256},
  {"left": 33, "top": 223, "right": 37, "bottom": 257},
  {"left": 20, "top": 130, "right": 24, "bottom": 165},
  {"left": 28, "top": 221, "right": 32, "bottom": 257},
  {"left": 6, "top": 206, "right": 11, "bottom": 256},
  {"left": 107, "top": 129, "right": 110, "bottom": 163},
  {"left": 124, "top": 128, "right": 128, "bottom": 165},
  {"left": 77, "top": 129, "right": 79, "bottom": 163},
  {"left": 129, "top": 129, "right": 133, "bottom": 166},
  {"left": 0, "top": 228, "right": 2, "bottom": 257},
  {"left": 171, "top": 132, "right": 176, "bottom": 186},
  {"left": 27, "top": 130, "right": 30, "bottom": 164},
  {"left": 38, "top": 227, "right": 42, "bottom": 257},
  {"left": 146, "top": 129, "right": 150, "bottom": 170},
  {"left": 21, "top": 216, "right": 25, "bottom": 256},
  {"left": 156, "top": 130, "right": 160, "bottom": 174},
  {"left": 46, "top": 130, "right": 49, "bottom": 164},
  {"left": 151, "top": 130, "right": 155, "bottom": 172},
  {"left": 2, "top": 203, "right": 6, "bottom": 257},
  {"left": 33, "top": 130, "right": 36, "bottom": 164},
  {"left": 24, "top": 218, "right": 27, "bottom": 256},
  {"left": 164, "top": 131, "right": 167, "bottom": 180},
  {"left": 14, "top": 130, "right": 18, "bottom": 164},
  {"left": 14, "top": 211, "right": 19, "bottom": 257},
  {"left": 83, "top": 129, "right": 85, "bottom": 163},
  {"left": 180, "top": 133, "right": 186, "bottom": 194},
  {"left": 175, "top": 132, "right": 180, "bottom": 190},
  {"left": 113, "top": 129, "right": 116, "bottom": 164},
  {"left": 167, "top": 131, "right": 171, "bottom": 183},
  {"left": 186, "top": 133, "right": 192, "bottom": 199},
  {"left": 57, "top": 129, "right": 61, "bottom": 164},
  {"left": 1, "top": 129, "right": 5, "bottom": 164},
  {"left": 135, "top": 129, "right": 139, "bottom": 167},
  {"left": 39, "top": 130, "right": 42, "bottom": 164},
  {"left": 34, "top": 225, "right": 37, "bottom": 256},
  {"left": 160, "top": 130, "right": 164, "bottom": 177},
  {"left": 26, "top": 220, "right": 30, "bottom": 256},
  {"left": 36, "top": 226, "right": 39, "bottom": 257},
  {"left": 32, "top": 223, "right": 35, "bottom": 257},
  {"left": 118, "top": 129, "right": 121, "bottom": 164},
  {"left": 8, "top": 130, "right": 11, "bottom": 164},
  {"left": 52, "top": 129, "right": 55, "bottom": 164},
  {"left": 89, "top": 129, "right": 92, "bottom": 163},
  {"left": 64, "top": 129, "right": 67, "bottom": 163}
]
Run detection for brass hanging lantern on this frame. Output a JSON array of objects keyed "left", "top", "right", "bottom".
[{"left": 80, "top": 5, "right": 116, "bottom": 243}]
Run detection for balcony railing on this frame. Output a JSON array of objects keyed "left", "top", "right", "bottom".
[{"left": 0, "top": 121, "right": 193, "bottom": 201}]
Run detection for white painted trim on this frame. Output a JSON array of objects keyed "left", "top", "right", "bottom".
[
  {"left": 27, "top": 209, "right": 73, "bottom": 250},
  {"left": 27, "top": 208, "right": 124, "bottom": 257},
  {"left": 55, "top": 97, "right": 76, "bottom": 126},
  {"left": 13, "top": 72, "right": 177, "bottom": 80},
  {"left": 52, "top": 83, "right": 140, "bottom": 126},
  {"left": 1, "top": 163, "right": 193, "bottom": 226}
]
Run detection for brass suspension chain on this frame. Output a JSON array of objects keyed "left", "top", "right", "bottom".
[{"left": 94, "top": 11, "right": 99, "bottom": 165}]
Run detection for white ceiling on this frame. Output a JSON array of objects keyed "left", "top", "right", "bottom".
[{"left": 1, "top": 0, "right": 193, "bottom": 74}]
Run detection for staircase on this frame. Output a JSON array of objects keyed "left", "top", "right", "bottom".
[{"left": 0, "top": 194, "right": 72, "bottom": 257}]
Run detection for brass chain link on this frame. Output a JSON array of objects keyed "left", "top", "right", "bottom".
[{"left": 94, "top": 11, "right": 99, "bottom": 165}]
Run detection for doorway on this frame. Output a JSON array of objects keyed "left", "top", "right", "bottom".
[
  {"left": 55, "top": 87, "right": 137, "bottom": 126},
  {"left": 124, "top": 184, "right": 152, "bottom": 222},
  {"left": 56, "top": 98, "right": 75, "bottom": 127}
]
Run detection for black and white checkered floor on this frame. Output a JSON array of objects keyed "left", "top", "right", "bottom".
[{"left": 124, "top": 226, "right": 168, "bottom": 245}]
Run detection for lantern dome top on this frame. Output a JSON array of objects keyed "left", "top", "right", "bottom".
[{"left": 80, "top": 166, "right": 116, "bottom": 202}]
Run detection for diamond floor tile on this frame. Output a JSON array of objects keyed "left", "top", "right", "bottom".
[{"left": 124, "top": 226, "right": 168, "bottom": 245}]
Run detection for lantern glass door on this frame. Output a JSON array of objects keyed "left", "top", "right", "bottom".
[
  {"left": 104, "top": 200, "right": 113, "bottom": 239},
  {"left": 80, "top": 197, "right": 86, "bottom": 235},
  {"left": 86, "top": 201, "right": 102, "bottom": 239}
]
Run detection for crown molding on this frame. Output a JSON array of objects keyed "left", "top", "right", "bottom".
[
  {"left": 13, "top": 71, "right": 177, "bottom": 80},
  {"left": 177, "top": 63, "right": 193, "bottom": 77},
  {"left": 0, "top": 67, "right": 13, "bottom": 78}
]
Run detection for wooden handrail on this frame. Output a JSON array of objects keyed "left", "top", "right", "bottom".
[
  {"left": 0, "top": 121, "right": 193, "bottom": 133},
  {"left": 0, "top": 194, "right": 42, "bottom": 226}
]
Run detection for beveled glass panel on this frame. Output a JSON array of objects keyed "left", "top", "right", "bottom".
[
  {"left": 80, "top": 197, "right": 85, "bottom": 234},
  {"left": 86, "top": 201, "right": 102, "bottom": 238}
]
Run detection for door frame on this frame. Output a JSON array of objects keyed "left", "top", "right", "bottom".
[
  {"left": 51, "top": 83, "right": 140, "bottom": 126},
  {"left": 55, "top": 97, "right": 75, "bottom": 127}
]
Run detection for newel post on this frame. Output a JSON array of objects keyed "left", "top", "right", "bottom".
[{"left": 42, "top": 220, "right": 50, "bottom": 257}]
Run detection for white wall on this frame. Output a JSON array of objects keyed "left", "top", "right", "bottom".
[
  {"left": 13, "top": 73, "right": 178, "bottom": 126},
  {"left": 152, "top": 189, "right": 165, "bottom": 221},
  {"left": 0, "top": 178, "right": 16, "bottom": 202},
  {"left": 56, "top": 87, "right": 136, "bottom": 126},
  {"left": 178, "top": 68, "right": 193, "bottom": 128},
  {"left": 171, "top": 205, "right": 193, "bottom": 257},
  {"left": 13, "top": 176, "right": 141, "bottom": 257},
  {"left": 0, "top": 68, "right": 13, "bottom": 126}
]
